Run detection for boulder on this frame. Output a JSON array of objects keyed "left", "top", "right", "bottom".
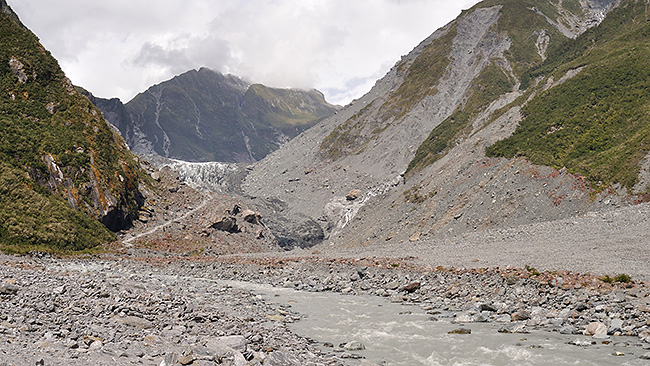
[
  {"left": 210, "top": 335, "right": 247, "bottom": 353},
  {"left": 448, "top": 328, "right": 471, "bottom": 334},
  {"left": 584, "top": 322, "right": 608, "bottom": 337},
  {"left": 241, "top": 209, "right": 262, "bottom": 225},
  {"left": 265, "top": 349, "right": 303, "bottom": 366},
  {"left": 511, "top": 311, "right": 531, "bottom": 321},
  {"left": 343, "top": 341, "right": 365, "bottom": 351},
  {"left": 346, "top": 190, "right": 363, "bottom": 201},
  {"left": 211, "top": 217, "right": 240, "bottom": 233},
  {"left": 0, "top": 283, "right": 19, "bottom": 295},
  {"left": 480, "top": 303, "right": 497, "bottom": 312},
  {"left": 403, "top": 282, "right": 421, "bottom": 293}
]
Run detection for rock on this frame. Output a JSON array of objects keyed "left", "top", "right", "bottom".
[
  {"left": 511, "top": 311, "right": 531, "bottom": 321},
  {"left": 211, "top": 217, "right": 240, "bottom": 233},
  {"left": 88, "top": 340, "right": 103, "bottom": 351},
  {"left": 0, "top": 283, "right": 19, "bottom": 295},
  {"left": 569, "top": 339, "right": 595, "bottom": 347},
  {"left": 639, "top": 330, "right": 650, "bottom": 343},
  {"left": 343, "top": 341, "right": 366, "bottom": 351},
  {"left": 448, "top": 328, "right": 471, "bottom": 334},
  {"left": 559, "top": 325, "right": 577, "bottom": 335},
  {"left": 452, "top": 314, "right": 474, "bottom": 324},
  {"left": 584, "top": 322, "right": 607, "bottom": 337},
  {"left": 403, "top": 282, "right": 421, "bottom": 293},
  {"left": 53, "top": 285, "right": 66, "bottom": 295},
  {"left": 385, "top": 281, "right": 400, "bottom": 291},
  {"left": 265, "top": 350, "right": 303, "bottom": 366},
  {"left": 480, "top": 303, "right": 497, "bottom": 312},
  {"left": 114, "top": 316, "right": 154, "bottom": 329},
  {"left": 160, "top": 353, "right": 178, "bottom": 366},
  {"left": 574, "top": 302, "right": 588, "bottom": 312},
  {"left": 241, "top": 210, "right": 262, "bottom": 225},
  {"left": 9, "top": 56, "right": 28, "bottom": 83},
  {"left": 498, "top": 323, "right": 529, "bottom": 334},
  {"left": 608, "top": 318, "right": 624, "bottom": 335},
  {"left": 212, "top": 335, "right": 247, "bottom": 353},
  {"left": 178, "top": 352, "right": 196, "bottom": 365},
  {"left": 640, "top": 352, "right": 650, "bottom": 360},
  {"left": 346, "top": 190, "right": 363, "bottom": 201},
  {"left": 409, "top": 232, "right": 421, "bottom": 242},
  {"left": 266, "top": 315, "right": 285, "bottom": 322},
  {"left": 474, "top": 314, "right": 489, "bottom": 323}
]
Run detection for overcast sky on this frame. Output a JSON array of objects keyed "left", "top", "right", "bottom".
[{"left": 11, "top": 0, "right": 479, "bottom": 105}]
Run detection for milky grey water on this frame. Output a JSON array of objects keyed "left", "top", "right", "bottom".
[{"left": 222, "top": 280, "right": 649, "bottom": 366}]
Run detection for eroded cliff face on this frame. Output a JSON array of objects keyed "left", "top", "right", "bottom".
[
  {"left": 240, "top": 0, "right": 629, "bottom": 249},
  {"left": 0, "top": 1, "right": 145, "bottom": 250}
]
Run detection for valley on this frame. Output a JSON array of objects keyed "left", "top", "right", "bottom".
[{"left": 1, "top": 0, "right": 650, "bottom": 364}]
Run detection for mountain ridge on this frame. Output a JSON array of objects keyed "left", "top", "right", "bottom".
[{"left": 91, "top": 68, "right": 339, "bottom": 163}]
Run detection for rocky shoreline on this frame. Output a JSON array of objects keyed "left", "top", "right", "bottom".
[{"left": 1, "top": 252, "right": 649, "bottom": 365}]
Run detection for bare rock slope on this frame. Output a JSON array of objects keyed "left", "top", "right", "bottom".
[{"left": 241, "top": 0, "right": 637, "bottom": 249}]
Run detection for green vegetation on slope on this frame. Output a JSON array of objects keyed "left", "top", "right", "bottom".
[
  {"left": 321, "top": 0, "right": 574, "bottom": 163},
  {"left": 487, "top": 0, "right": 650, "bottom": 192},
  {"left": 474, "top": 0, "right": 568, "bottom": 77},
  {"left": 320, "top": 25, "right": 458, "bottom": 160},
  {"left": 407, "top": 61, "right": 515, "bottom": 174},
  {"left": 0, "top": 162, "right": 115, "bottom": 252},
  {"left": 0, "top": 3, "right": 144, "bottom": 251},
  {"left": 242, "top": 84, "right": 334, "bottom": 129}
]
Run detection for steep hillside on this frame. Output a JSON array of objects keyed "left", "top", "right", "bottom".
[
  {"left": 94, "top": 68, "right": 338, "bottom": 163},
  {"left": 240, "top": 0, "right": 634, "bottom": 249},
  {"left": 486, "top": 0, "right": 650, "bottom": 192},
  {"left": 0, "top": 0, "right": 145, "bottom": 252}
]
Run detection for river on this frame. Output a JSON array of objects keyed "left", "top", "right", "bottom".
[{"left": 223, "top": 280, "right": 649, "bottom": 366}]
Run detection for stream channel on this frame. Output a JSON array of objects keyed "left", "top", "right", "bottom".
[{"left": 223, "top": 280, "right": 649, "bottom": 366}]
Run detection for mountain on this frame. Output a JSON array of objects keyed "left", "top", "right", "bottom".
[
  {"left": 0, "top": 0, "right": 145, "bottom": 252},
  {"left": 91, "top": 68, "right": 339, "bottom": 163},
  {"left": 237, "top": 0, "right": 650, "bottom": 249}
]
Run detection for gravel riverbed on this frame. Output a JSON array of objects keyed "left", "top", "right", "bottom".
[{"left": 1, "top": 250, "right": 649, "bottom": 365}]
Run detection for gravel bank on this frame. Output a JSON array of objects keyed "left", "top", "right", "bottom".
[
  {"left": 298, "top": 201, "right": 650, "bottom": 282},
  {"left": 3, "top": 250, "right": 649, "bottom": 365},
  {"left": 0, "top": 255, "right": 343, "bottom": 366}
]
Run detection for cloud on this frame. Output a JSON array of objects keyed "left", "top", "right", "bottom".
[{"left": 10, "top": 0, "right": 480, "bottom": 105}]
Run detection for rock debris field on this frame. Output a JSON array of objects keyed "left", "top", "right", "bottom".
[{"left": 1, "top": 248, "right": 650, "bottom": 365}]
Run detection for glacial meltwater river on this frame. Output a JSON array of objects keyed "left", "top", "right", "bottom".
[{"left": 222, "top": 280, "right": 649, "bottom": 366}]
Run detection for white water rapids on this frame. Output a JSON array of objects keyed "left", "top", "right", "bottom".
[{"left": 223, "top": 280, "right": 649, "bottom": 366}]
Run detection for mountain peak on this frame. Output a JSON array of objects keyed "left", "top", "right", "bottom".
[{"left": 91, "top": 68, "right": 338, "bottom": 163}]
